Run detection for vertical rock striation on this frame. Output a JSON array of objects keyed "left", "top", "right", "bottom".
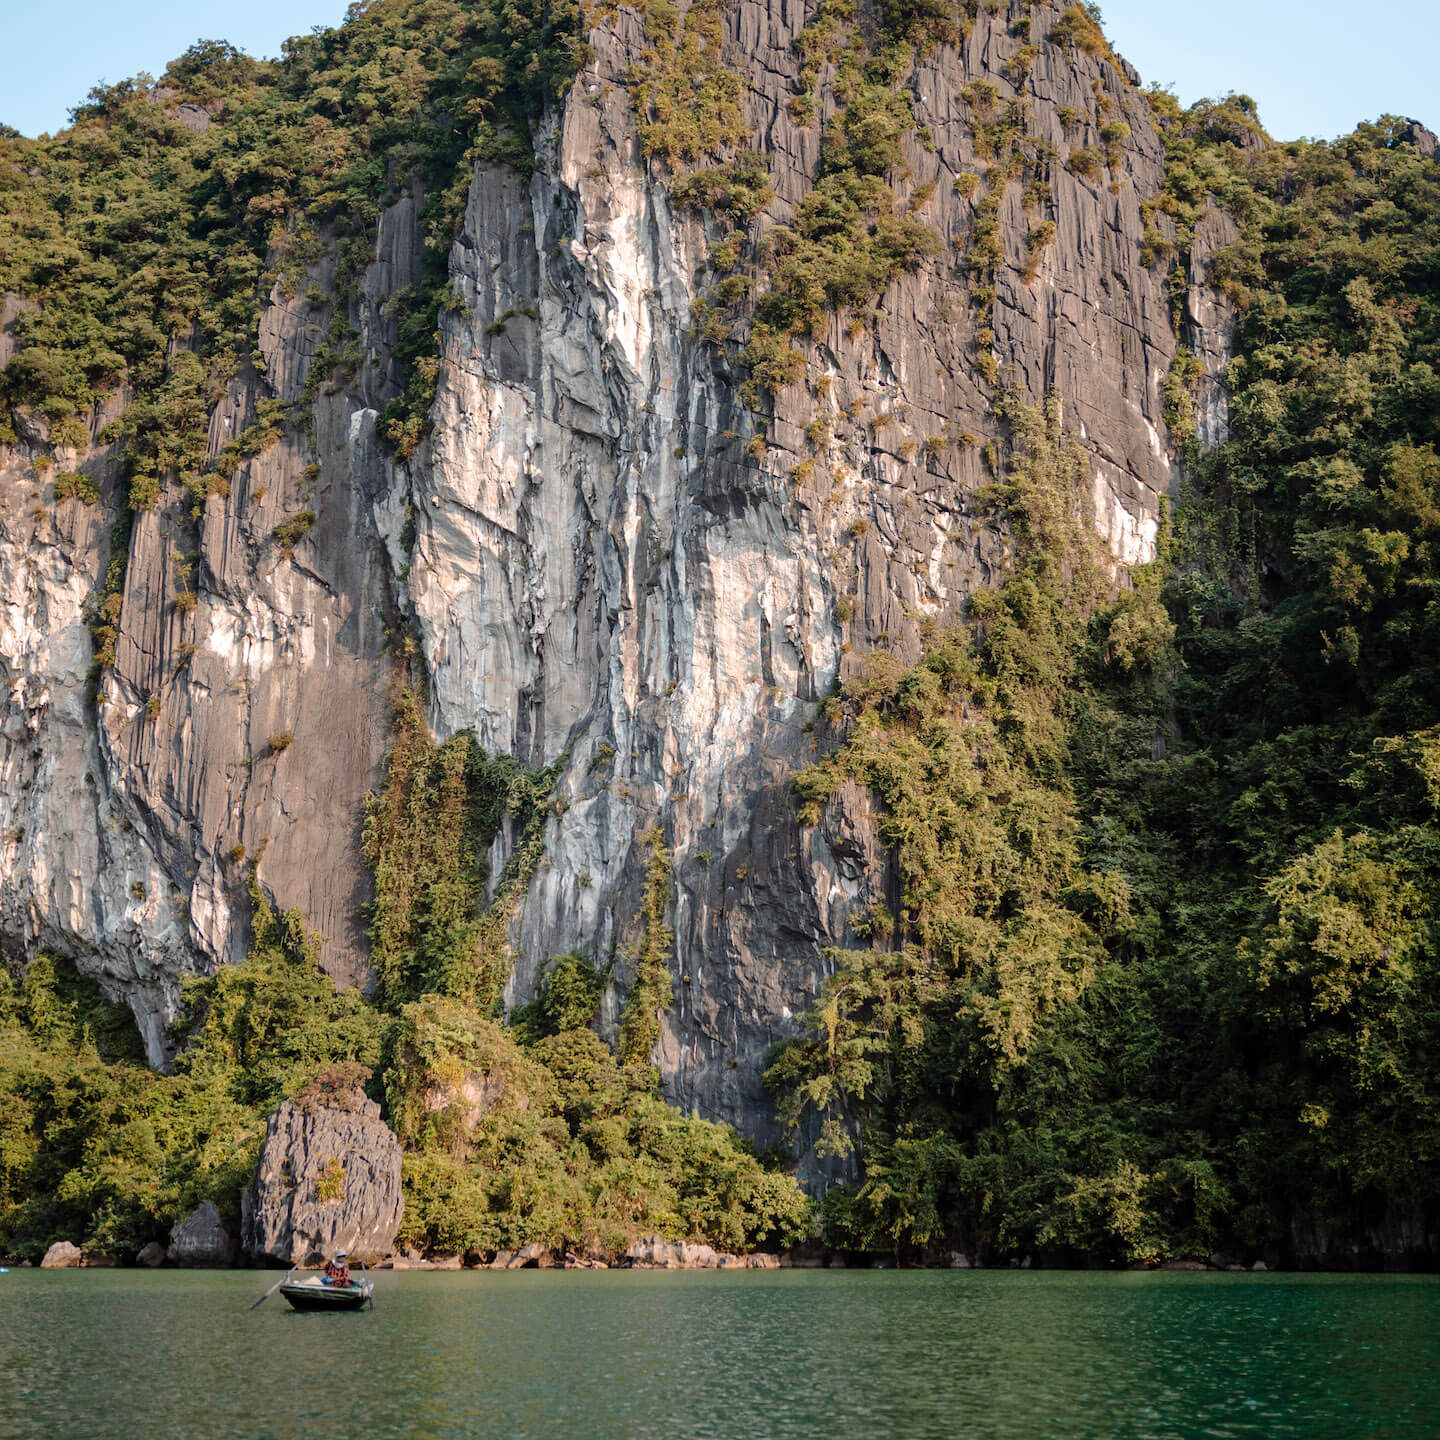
[
  {"left": 0, "top": 199, "right": 423, "bottom": 1061},
  {"left": 0, "top": 2, "right": 1235, "bottom": 1150},
  {"left": 400, "top": 0, "right": 1237, "bottom": 1152},
  {"left": 242, "top": 1091, "right": 404, "bottom": 1265}
]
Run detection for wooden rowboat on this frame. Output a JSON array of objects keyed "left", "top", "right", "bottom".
[{"left": 279, "top": 1265, "right": 373, "bottom": 1312}]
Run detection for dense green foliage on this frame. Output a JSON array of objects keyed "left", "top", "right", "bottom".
[
  {"left": 357, "top": 702, "right": 809, "bottom": 1258},
  {"left": 173, "top": 876, "right": 387, "bottom": 1108},
  {"left": 0, "top": 699, "right": 808, "bottom": 1262},
  {"left": 767, "top": 117, "right": 1440, "bottom": 1265},
  {"left": 511, "top": 952, "right": 607, "bottom": 1043},
  {"left": 362, "top": 688, "right": 562, "bottom": 1011},
  {"left": 0, "top": 0, "right": 588, "bottom": 498},
  {"left": 628, "top": 0, "right": 746, "bottom": 165},
  {"left": 0, "top": 882, "right": 375, "bottom": 1257},
  {"left": 617, "top": 828, "right": 676, "bottom": 1066},
  {"left": 3, "top": 0, "right": 1437, "bottom": 1271},
  {"left": 390, "top": 994, "right": 811, "bottom": 1256},
  {"left": 0, "top": 857, "right": 809, "bottom": 1261}
]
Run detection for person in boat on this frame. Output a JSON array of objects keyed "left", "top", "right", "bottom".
[{"left": 323, "top": 1251, "right": 350, "bottom": 1287}]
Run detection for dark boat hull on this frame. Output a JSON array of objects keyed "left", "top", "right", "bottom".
[{"left": 279, "top": 1281, "right": 372, "bottom": 1312}]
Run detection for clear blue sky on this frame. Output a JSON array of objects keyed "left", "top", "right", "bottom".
[{"left": 2, "top": 0, "right": 1436, "bottom": 142}]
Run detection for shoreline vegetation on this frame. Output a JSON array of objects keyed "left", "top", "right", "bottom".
[
  {"left": 15, "top": 1250, "right": 1285, "bottom": 1273},
  {"left": 0, "top": 912, "right": 813, "bottom": 1270},
  {"left": 0, "top": 0, "right": 1437, "bottom": 1274},
  {"left": 766, "top": 108, "right": 1440, "bottom": 1272}
]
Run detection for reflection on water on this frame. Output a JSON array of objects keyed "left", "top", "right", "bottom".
[{"left": 1, "top": 1268, "right": 1435, "bottom": 1438}]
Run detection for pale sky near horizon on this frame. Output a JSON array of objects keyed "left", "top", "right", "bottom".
[{"left": 1, "top": 0, "right": 1435, "bottom": 143}]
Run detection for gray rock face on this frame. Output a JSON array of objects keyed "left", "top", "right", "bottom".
[
  {"left": 1185, "top": 202, "right": 1240, "bottom": 453},
  {"left": 167, "top": 1201, "right": 237, "bottom": 1267},
  {"left": 406, "top": 0, "right": 1235, "bottom": 1170},
  {"left": 242, "top": 1093, "right": 403, "bottom": 1265},
  {"left": 136, "top": 1240, "right": 167, "bottom": 1267},
  {"left": 0, "top": 197, "right": 416, "bottom": 1065},
  {"left": 0, "top": 4, "right": 1236, "bottom": 1160},
  {"left": 40, "top": 1240, "right": 82, "bottom": 1268},
  {"left": 1399, "top": 118, "right": 1436, "bottom": 159}
]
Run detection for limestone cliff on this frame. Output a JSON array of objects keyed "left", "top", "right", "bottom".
[
  {"left": 243, "top": 1091, "right": 405, "bottom": 1265},
  {"left": 0, "top": 1, "right": 1233, "bottom": 1156}
]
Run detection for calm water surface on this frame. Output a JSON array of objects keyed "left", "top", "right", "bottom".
[{"left": 1, "top": 1268, "right": 1436, "bottom": 1438}]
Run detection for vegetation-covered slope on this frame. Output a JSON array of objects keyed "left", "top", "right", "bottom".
[
  {"left": 767, "top": 113, "right": 1440, "bottom": 1264},
  {"left": 0, "top": 0, "right": 1436, "bottom": 1270},
  {"left": 0, "top": 1, "right": 589, "bottom": 486},
  {"left": 0, "top": 882, "right": 810, "bottom": 1260}
]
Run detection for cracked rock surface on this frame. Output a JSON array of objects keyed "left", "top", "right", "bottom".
[
  {"left": 242, "top": 1094, "right": 404, "bottom": 1265},
  {"left": 0, "top": 1, "right": 1232, "bottom": 1168}
]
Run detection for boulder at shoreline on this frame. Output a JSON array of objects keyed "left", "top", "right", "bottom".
[
  {"left": 622, "top": 1235, "right": 780, "bottom": 1270},
  {"left": 168, "top": 1201, "right": 237, "bottom": 1267},
  {"left": 40, "top": 1241, "right": 82, "bottom": 1268},
  {"left": 242, "top": 1085, "right": 403, "bottom": 1265}
]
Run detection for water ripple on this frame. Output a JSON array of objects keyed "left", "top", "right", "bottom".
[{"left": 1, "top": 1269, "right": 1435, "bottom": 1438}]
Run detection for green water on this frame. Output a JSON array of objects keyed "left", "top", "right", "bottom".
[{"left": 1, "top": 1269, "right": 1435, "bottom": 1438}]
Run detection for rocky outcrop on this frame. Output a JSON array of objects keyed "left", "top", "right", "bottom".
[
  {"left": 1287, "top": 1203, "right": 1440, "bottom": 1271},
  {"left": 564, "top": 1252, "right": 609, "bottom": 1270},
  {"left": 622, "top": 1234, "right": 780, "bottom": 1269},
  {"left": 167, "top": 1201, "right": 237, "bottom": 1267},
  {"left": 136, "top": 1241, "right": 167, "bottom": 1267},
  {"left": 1399, "top": 118, "right": 1437, "bottom": 159},
  {"left": 0, "top": 194, "right": 417, "bottom": 1065},
  {"left": 1184, "top": 202, "right": 1239, "bottom": 452},
  {"left": 37, "top": 1240, "right": 118, "bottom": 1267},
  {"left": 0, "top": 2, "right": 1239, "bottom": 1161},
  {"left": 503, "top": 1242, "right": 554, "bottom": 1269},
  {"left": 40, "top": 1240, "right": 82, "bottom": 1268},
  {"left": 241, "top": 1091, "right": 403, "bottom": 1265}
]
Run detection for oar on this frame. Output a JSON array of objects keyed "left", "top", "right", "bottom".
[{"left": 249, "top": 1268, "right": 294, "bottom": 1311}]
